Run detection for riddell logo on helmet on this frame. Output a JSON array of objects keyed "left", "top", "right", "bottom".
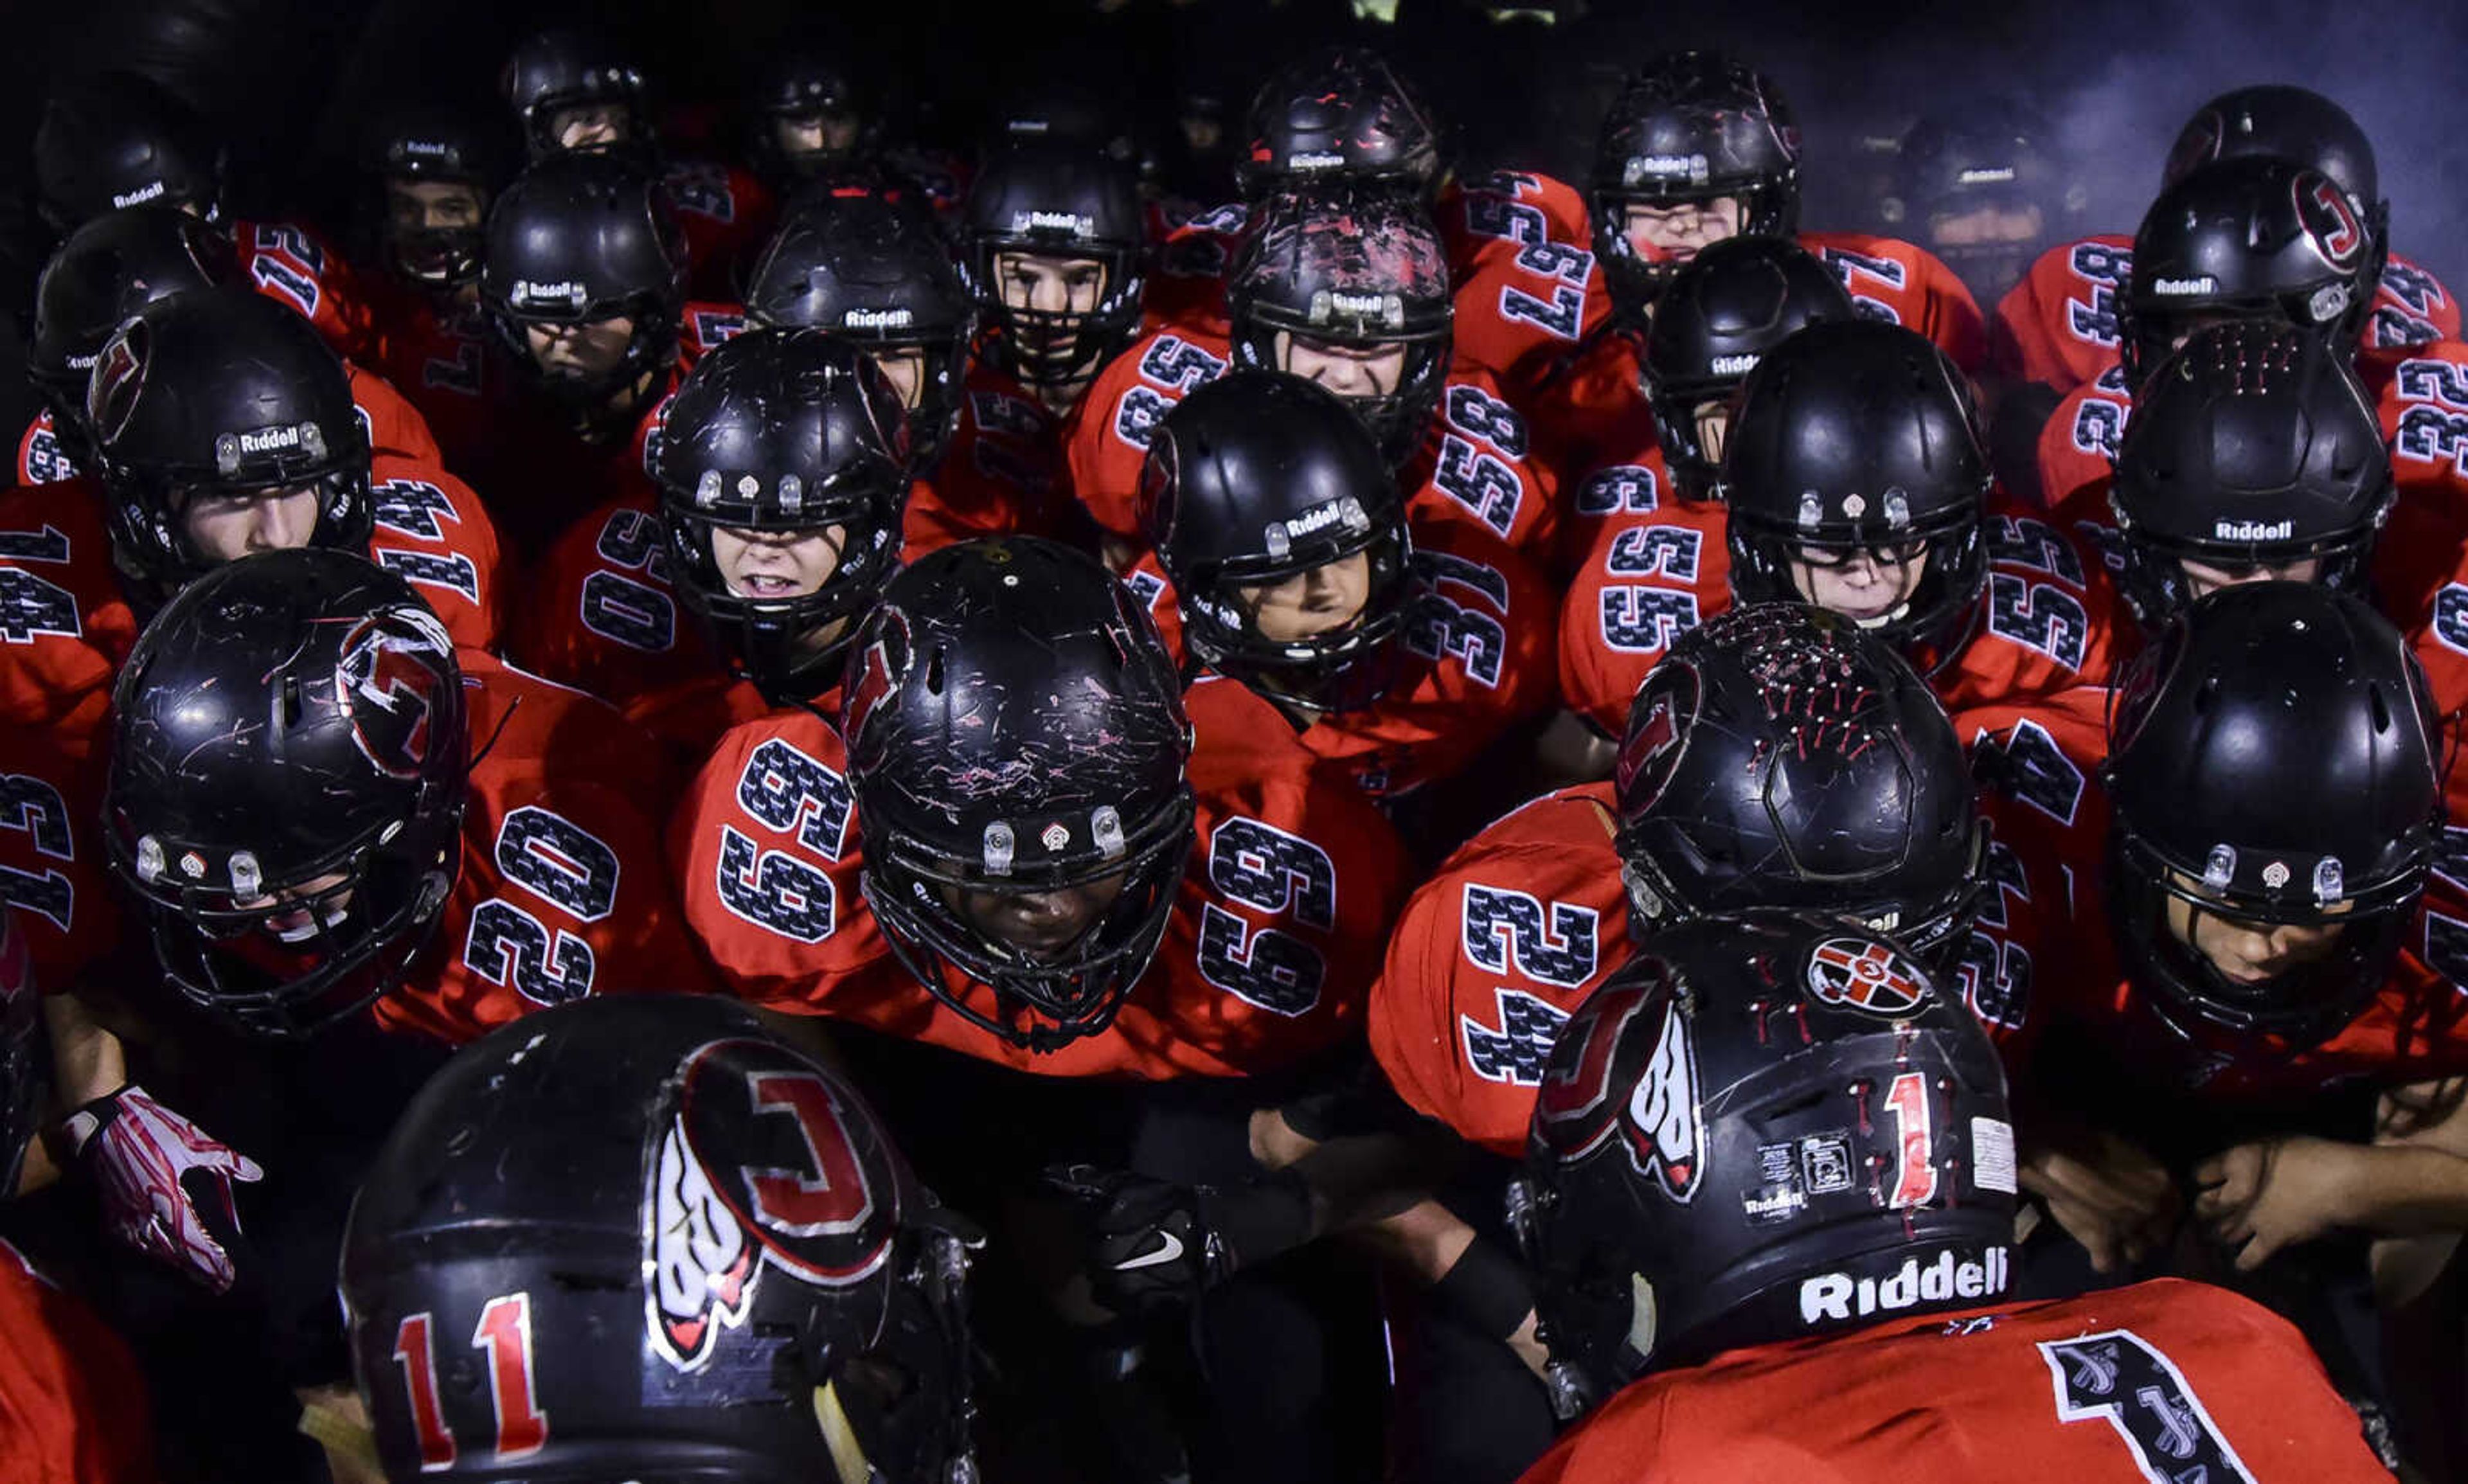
[
  {"left": 1014, "top": 210, "right": 1095, "bottom": 236},
  {"left": 843, "top": 307, "right": 914, "bottom": 330},
  {"left": 1289, "top": 151, "right": 1348, "bottom": 170},
  {"left": 1956, "top": 166, "right": 2017, "bottom": 185},
  {"left": 237, "top": 426, "right": 303, "bottom": 454},
  {"left": 112, "top": 180, "right": 169, "bottom": 208},
  {"left": 1625, "top": 154, "right": 1710, "bottom": 186},
  {"left": 2213, "top": 519, "right": 2294, "bottom": 541},
  {"left": 2150, "top": 275, "right": 2219, "bottom": 296},
  {"left": 1798, "top": 1246, "right": 2010, "bottom": 1325},
  {"left": 512, "top": 279, "right": 587, "bottom": 306},
  {"left": 1709, "top": 353, "right": 1760, "bottom": 377}
]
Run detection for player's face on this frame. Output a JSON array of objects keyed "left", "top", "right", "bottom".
[
  {"left": 551, "top": 102, "right": 634, "bottom": 153},
  {"left": 2179, "top": 554, "right": 2323, "bottom": 600},
  {"left": 994, "top": 253, "right": 1107, "bottom": 327},
  {"left": 942, "top": 872, "right": 1130, "bottom": 961},
  {"left": 1694, "top": 402, "right": 1731, "bottom": 466},
  {"left": 710, "top": 524, "right": 848, "bottom": 600},
  {"left": 776, "top": 110, "right": 861, "bottom": 161},
  {"left": 2162, "top": 882, "right": 2350, "bottom": 987},
  {"left": 1623, "top": 196, "right": 1745, "bottom": 264},
  {"left": 1275, "top": 334, "right": 1408, "bottom": 399},
  {"left": 1789, "top": 542, "right": 1931, "bottom": 626},
  {"left": 524, "top": 316, "right": 637, "bottom": 381},
  {"left": 386, "top": 179, "right": 485, "bottom": 237},
  {"left": 1930, "top": 202, "right": 2044, "bottom": 248},
  {"left": 871, "top": 347, "right": 929, "bottom": 409},
  {"left": 1240, "top": 551, "right": 1373, "bottom": 643},
  {"left": 233, "top": 870, "right": 354, "bottom": 945},
  {"left": 178, "top": 485, "right": 325, "bottom": 563}
]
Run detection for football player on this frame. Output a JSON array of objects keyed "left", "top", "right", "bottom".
[
  {"left": 473, "top": 150, "right": 692, "bottom": 556},
  {"left": 1368, "top": 605, "right": 2048, "bottom": 1482},
  {"left": 1992, "top": 84, "right": 2456, "bottom": 401},
  {"left": 343, "top": 996, "right": 978, "bottom": 1482},
  {"left": 501, "top": 24, "right": 774, "bottom": 298},
  {"left": 510, "top": 328, "right": 911, "bottom": 765},
  {"left": 1558, "top": 319, "right": 2115, "bottom": 739},
  {"left": 33, "top": 69, "right": 378, "bottom": 361},
  {"left": 1074, "top": 189, "right": 1561, "bottom": 570},
  {"left": 21, "top": 203, "right": 441, "bottom": 485},
  {"left": 1889, "top": 104, "right": 2088, "bottom": 312},
  {"left": 674, "top": 537, "right": 1414, "bottom": 1479},
  {"left": 1134, "top": 371, "right": 1555, "bottom": 822},
  {"left": 957, "top": 138, "right": 1149, "bottom": 421},
  {"left": 1509, "top": 913, "right": 2393, "bottom": 1482}
]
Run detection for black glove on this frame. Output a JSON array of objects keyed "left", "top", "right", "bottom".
[{"left": 1042, "top": 1162, "right": 1314, "bottom": 1317}]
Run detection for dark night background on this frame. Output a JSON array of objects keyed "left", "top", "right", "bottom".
[{"left": 5, "top": 0, "right": 2467, "bottom": 298}]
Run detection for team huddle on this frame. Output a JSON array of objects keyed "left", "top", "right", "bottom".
[{"left": 3, "top": 18, "right": 2465, "bottom": 1484}]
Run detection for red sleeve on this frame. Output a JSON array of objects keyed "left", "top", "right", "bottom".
[
  {"left": 505, "top": 494, "right": 722, "bottom": 708},
  {"left": 1400, "top": 365, "right": 1563, "bottom": 561},
  {"left": 367, "top": 457, "right": 506, "bottom": 653},
  {"left": 1803, "top": 232, "right": 1986, "bottom": 374},
  {"left": 1933, "top": 498, "right": 2120, "bottom": 712},
  {"left": 2379, "top": 342, "right": 2468, "bottom": 529},
  {"left": 1063, "top": 327, "right": 1234, "bottom": 539},
  {"left": 238, "top": 217, "right": 375, "bottom": 364},
  {"left": 1987, "top": 235, "right": 2133, "bottom": 395},
  {"left": 0, "top": 729, "right": 117, "bottom": 992},
  {"left": 0, "top": 1242, "right": 158, "bottom": 1484},
  {"left": 1439, "top": 172, "right": 1612, "bottom": 401},
  {"left": 371, "top": 663, "right": 714, "bottom": 1045},
  {"left": 1142, "top": 202, "right": 1244, "bottom": 334},
  {"left": 680, "top": 301, "right": 750, "bottom": 364},
  {"left": 1955, "top": 686, "right": 2111, "bottom": 915},
  {"left": 670, "top": 709, "right": 873, "bottom": 1012},
  {"left": 909, "top": 375, "right": 1071, "bottom": 553},
  {"left": 2370, "top": 251, "right": 2462, "bottom": 351},
  {"left": 1556, "top": 498, "right": 1730, "bottom": 736},
  {"left": 342, "top": 362, "right": 446, "bottom": 465},
  {"left": 1366, "top": 786, "right": 1627, "bottom": 1156},
  {"left": 664, "top": 160, "right": 776, "bottom": 301},
  {"left": 2034, "top": 368, "right": 2131, "bottom": 512}
]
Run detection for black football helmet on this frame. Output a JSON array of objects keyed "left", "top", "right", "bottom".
[
  {"left": 104, "top": 550, "right": 469, "bottom": 1039},
  {"left": 87, "top": 288, "right": 375, "bottom": 603},
  {"left": 1643, "top": 235, "right": 1856, "bottom": 501},
  {"left": 33, "top": 71, "right": 226, "bottom": 233},
  {"left": 1890, "top": 105, "right": 2084, "bottom": 307},
  {"left": 1235, "top": 46, "right": 1442, "bottom": 201},
  {"left": 648, "top": 328, "right": 912, "bottom": 702},
  {"left": 844, "top": 539, "right": 1196, "bottom": 1051},
  {"left": 746, "top": 193, "right": 974, "bottom": 466},
  {"left": 501, "top": 26, "right": 653, "bottom": 161},
  {"left": 2103, "top": 582, "right": 2444, "bottom": 1059},
  {"left": 747, "top": 43, "right": 873, "bottom": 186},
  {"left": 1510, "top": 912, "right": 2014, "bottom": 1406},
  {"left": 956, "top": 141, "right": 1146, "bottom": 395},
  {"left": 1588, "top": 53, "right": 1802, "bottom": 313},
  {"left": 2164, "top": 84, "right": 2387, "bottom": 294},
  {"left": 1140, "top": 371, "right": 1420, "bottom": 715},
  {"left": 1226, "top": 189, "right": 1456, "bottom": 467},
  {"left": 343, "top": 996, "right": 978, "bottom": 1483},
  {"left": 2120, "top": 156, "right": 2374, "bottom": 388},
  {"left": 480, "top": 152, "right": 689, "bottom": 409},
  {"left": 28, "top": 204, "right": 238, "bottom": 472},
  {"left": 1721, "top": 321, "right": 1991, "bottom": 669},
  {"left": 2109, "top": 322, "right": 2392, "bottom": 629},
  {"left": 356, "top": 93, "right": 518, "bottom": 291},
  {"left": 1614, "top": 604, "right": 1984, "bottom": 974}
]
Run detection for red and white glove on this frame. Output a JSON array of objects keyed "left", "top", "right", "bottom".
[{"left": 65, "top": 1084, "right": 264, "bottom": 1294}]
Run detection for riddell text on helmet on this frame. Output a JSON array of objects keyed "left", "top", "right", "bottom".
[{"left": 1797, "top": 1245, "right": 2009, "bottom": 1324}]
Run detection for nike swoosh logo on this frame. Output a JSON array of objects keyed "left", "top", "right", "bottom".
[{"left": 1114, "top": 1230, "right": 1185, "bottom": 1271}]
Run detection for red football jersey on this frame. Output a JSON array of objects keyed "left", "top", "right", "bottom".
[
  {"left": 1518, "top": 1280, "right": 2390, "bottom": 1484},
  {"left": 233, "top": 216, "right": 375, "bottom": 364},
  {"left": 459, "top": 367, "right": 677, "bottom": 562},
  {"left": 2035, "top": 364, "right": 2133, "bottom": 511},
  {"left": 508, "top": 490, "right": 722, "bottom": 711},
  {"left": 1802, "top": 231, "right": 1987, "bottom": 375},
  {"left": 1955, "top": 684, "right": 2113, "bottom": 918},
  {"left": 915, "top": 363, "right": 1074, "bottom": 550},
  {"left": 367, "top": 652, "right": 713, "bottom": 1045},
  {"left": 670, "top": 703, "right": 1413, "bottom": 1078},
  {"left": 1064, "top": 322, "right": 1562, "bottom": 564},
  {"left": 1370, "top": 783, "right": 2056, "bottom": 1157},
  {"left": 663, "top": 157, "right": 777, "bottom": 303},
  {"left": 1142, "top": 199, "right": 1246, "bottom": 335},
  {"left": 1435, "top": 170, "right": 1613, "bottom": 402},
  {"left": 0, "top": 1238, "right": 158, "bottom": 1484},
  {"left": 1521, "top": 327, "right": 1656, "bottom": 553},
  {"left": 2377, "top": 339, "right": 2468, "bottom": 521},
  {"left": 359, "top": 282, "right": 512, "bottom": 478},
  {"left": 364, "top": 456, "right": 506, "bottom": 654},
  {"left": 1994, "top": 233, "right": 2461, "bottom": 397},
  {"left": 1129, "top": 521, "right": 1558, "bottom": 801},
  {"left": 14, "top": 360, "right": 441, "bottom": 488},
  {"left": 1558, "top": 490, "right": 2114, "bottom": 734}
]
